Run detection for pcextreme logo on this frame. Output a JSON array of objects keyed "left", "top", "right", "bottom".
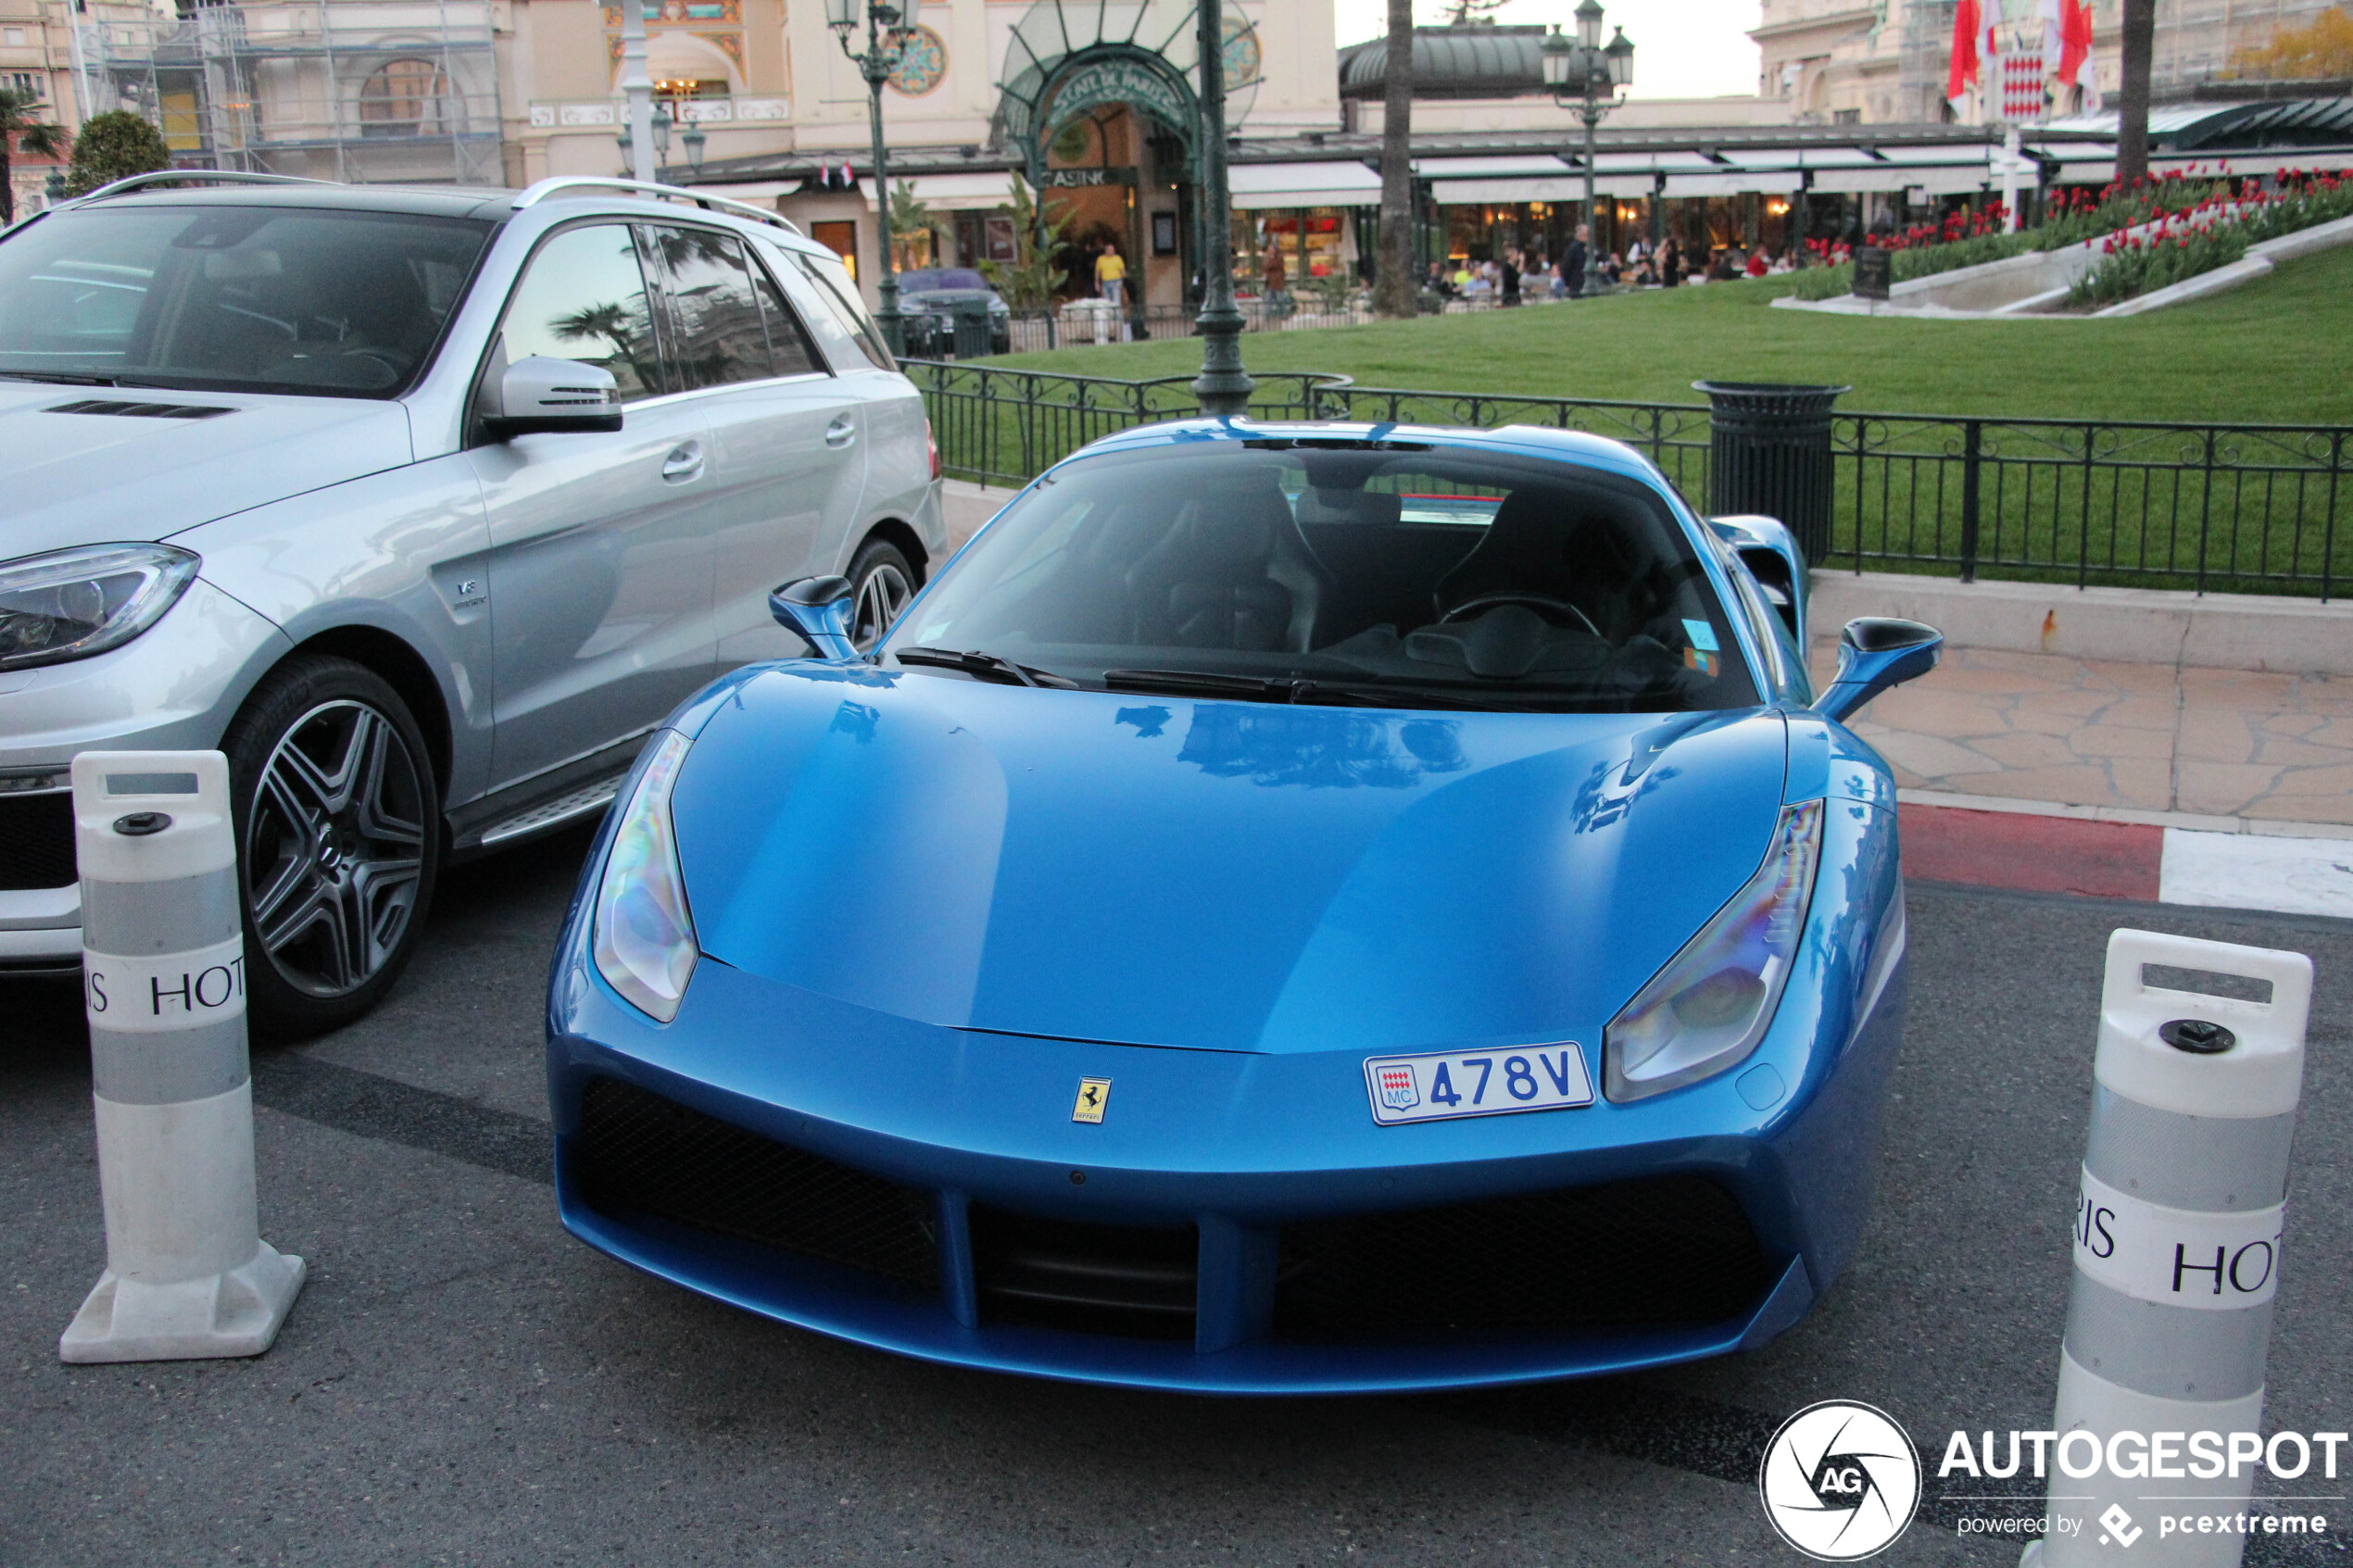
[{"left": 1758, "top": 1400, "right": 1923, "bottom": 1561}]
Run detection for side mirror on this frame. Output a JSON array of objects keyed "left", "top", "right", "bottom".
[
  {"left": 768, "top": 574, "right": 857, "bottom": 660},
  {"left": 1815, "top": 617, "right": 1941, "bottom": 724},
  {"left": 484, "top": 357, "right": 623, "bottom": 440}
]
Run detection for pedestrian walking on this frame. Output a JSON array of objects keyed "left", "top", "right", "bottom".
[
  {"left": 1564, "top": 223, "right": 1590, "bottom": 299},
  {"left": 1499, "top": 248, "right": 1521, "bottom": 306}
]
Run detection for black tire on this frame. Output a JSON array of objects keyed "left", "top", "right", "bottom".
[
  {"left": 846, "top": 538, "right": 917, "bottom": 653},
  {"left": 221, "top": 654, "right": 441, "bottom": 1038}
]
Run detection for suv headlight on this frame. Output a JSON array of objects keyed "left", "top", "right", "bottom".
[
  {"left": 592, "top": 730, "right": 698, "bottom": 1022},
  {"left": 1604, "top": 800, "right": 1823, "bottom": 1102},
  {"left": 0, "top": 544, "right": 201, "bottom": 671}
]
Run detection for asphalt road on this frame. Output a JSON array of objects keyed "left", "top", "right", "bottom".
[{"left": 4, "top": 841, "right": 2347, "bottom": 1568}]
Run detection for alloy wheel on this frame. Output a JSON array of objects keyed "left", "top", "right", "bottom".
[
  {"left": 244, "top": 698, "right": 428, "bottom": 999},
  {"left": 851, "top": 560, "right": 913, "bottom": 652}
]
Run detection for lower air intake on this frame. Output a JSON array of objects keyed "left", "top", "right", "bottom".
[
  {"left": 573, "top": 1076, "right": 939, "bottom": 1295},
  {"left": 969, "top": 1206, "right": 1199, "bottom": 1342},
  {"left": 1275, "top": 1173, "right": 1773, "bottom": 1341}
]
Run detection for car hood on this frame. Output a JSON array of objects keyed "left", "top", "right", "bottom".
[
  {"left": 0, "top": 381, "right": 413, "bottom": 557},
  {"left": 673, "top": 667, "right": 1790, "bottom": 1056}
]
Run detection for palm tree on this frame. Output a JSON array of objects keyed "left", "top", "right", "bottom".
[
  {"left": 1372, "top": 0, "right": 1417, "bottom": 319},
  {"left": 0, "top": 85, "right": 69, "bottom": 228}
]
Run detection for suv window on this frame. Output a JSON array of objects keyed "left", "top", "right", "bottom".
[
  {"left": 644, "top": 224, "right": 822, "bottom": 387},
  {"left": 497, "top": 223, "right": 663, "bottom": 403},
  {"left": 748, "top": 256, "right": 823, "bottom": 378},
  {"left": 646, "top": 225, "right": 766, "bottom": 390},
  {"left": 0, "top": 204, "right": 491, "bottom": 397},
  {"left": 795, "top": 252, "right": 895, "bottom": 371}
]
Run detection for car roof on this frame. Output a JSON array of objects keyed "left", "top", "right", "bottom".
[
  {"left": 55, "top": 183, "right": 513, "bottom": 221},
  {"left": 48, "top": 181, "right": 839, "bottom": 258}
]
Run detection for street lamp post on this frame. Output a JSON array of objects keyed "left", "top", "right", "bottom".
[
  {"left": 1541, "top": 1, "right": 1634, "bottom": 241},
  {"left": 1190, "top": 0, "right": 1254, "bottom": 416},
  {"left": 828, "top": 0, "right": 920, "bottom": 356}
]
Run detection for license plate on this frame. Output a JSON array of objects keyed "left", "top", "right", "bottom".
[{"left": 1363, "top": 1045, "right": 1593, "bottom": 1126}]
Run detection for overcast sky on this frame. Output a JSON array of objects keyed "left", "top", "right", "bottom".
[{"left": 1329, "top": 0, "right": 1766, "bottom": 101}]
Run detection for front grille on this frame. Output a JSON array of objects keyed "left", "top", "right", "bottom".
[
  {"left": 969, "top": 1206, "right": 1199, "bottom": 1341},
  {"left": 1274, "top": 1174, "right": 1774, "bottom": 1342},
  {"left": 573, "top": 1076, "right": 939, "bottom": 1295},
  {"left": 0, "top": 791, "right": 76, "bottom": 892}
]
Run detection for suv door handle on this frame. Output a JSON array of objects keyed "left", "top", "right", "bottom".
[
  {"left": 824, "top": 417, "right": 856, "bottom": 449},
  {"left": 661, "top": 441, "right": 705, "bottom": 483}
]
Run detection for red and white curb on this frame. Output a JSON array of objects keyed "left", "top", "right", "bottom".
[{"left": 1898, "top": 789, "right": 2353, "bottom": 919}]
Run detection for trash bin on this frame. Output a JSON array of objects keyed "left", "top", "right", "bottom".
[
  {"left": 951, "top": 300, "right": 994, "bottom": 361},
  {"left": 1692, "top": 382, "right": 1849, "bottom": 564}
]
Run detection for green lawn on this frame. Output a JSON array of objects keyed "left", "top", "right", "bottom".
[{"left": 988, "top": 243, "right": 2353, "bottom": 425}]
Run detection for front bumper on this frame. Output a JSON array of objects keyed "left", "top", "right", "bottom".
[
  {"left": 0, "top": 580, "right": 288, "bottom": 965},
  {"left": 547, "top": 853, "right": 1907, "bottom": 1394}
]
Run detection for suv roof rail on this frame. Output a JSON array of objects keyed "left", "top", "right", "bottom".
[
  {"left": 71, "top": 169, "right": 336, "bottom": 204},
  {"left": 511, "top": 176, "right": 805, "bottom": 236}
]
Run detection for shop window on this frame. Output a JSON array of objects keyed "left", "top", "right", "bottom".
[{"left": 812, "top": 220, "right": 858, "bottom": 283}]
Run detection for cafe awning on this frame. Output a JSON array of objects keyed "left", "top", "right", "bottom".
[{"left": 1229, "top": 160, "right": 1386, "bottom": 209}]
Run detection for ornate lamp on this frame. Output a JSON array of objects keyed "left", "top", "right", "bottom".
[{"left": 1545, "top": 6, "right": 1633, "bottom": 241}]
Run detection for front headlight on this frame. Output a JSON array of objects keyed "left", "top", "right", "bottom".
[
  {"left": 0, "top": 544, "right": 201, "bottom": 671},
  {"left": 592, "top": 730, "right": 698, "bottom": 1022},
  {"left": 1604, "top": 800, "right": 1824, "bottom": 1103}
]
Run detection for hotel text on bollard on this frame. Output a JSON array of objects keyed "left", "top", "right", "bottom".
[
  {"left": 59, "top": 751, "right": 306, "bottom": 1363},
  {"left": 2026, "top": 929, "right": 2312, "bottom": 1568}
]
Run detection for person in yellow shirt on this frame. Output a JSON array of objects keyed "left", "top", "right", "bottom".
[{"left": 1095, "top": 241, "right": 1126, "bottom": 310}]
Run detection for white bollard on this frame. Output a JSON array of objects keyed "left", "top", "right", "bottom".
[
  {"left": 2025, "top": 930, "right": 2311, "bottom": 1567},
  {"left": 59, "top": 751, "right": 306, "bottom": 1363}
]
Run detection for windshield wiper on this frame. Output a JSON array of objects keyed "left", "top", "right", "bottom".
[
  {"left": 0, "top": 370, "right": 120, "bottom": 386},
  {"left": 894, "top": 646, "right": 1077, "bottom": 688},
  {"left": 1101, "top": 669, "right": 1491, "bottom": 711}
]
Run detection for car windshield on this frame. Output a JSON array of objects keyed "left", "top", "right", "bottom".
[
  {"left": 0, "top": 204, "right": 493, "bottom": 397},
  {"left": 898, "top": 269, "right": 989, "bottom": 292},
  {"left": 884, "top": 440, "right": 1759, "bottom": 713}
]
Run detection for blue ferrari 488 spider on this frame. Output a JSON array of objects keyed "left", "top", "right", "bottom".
[{"left": 546, "top": 418, "right": 1942, "bottom": 1393}]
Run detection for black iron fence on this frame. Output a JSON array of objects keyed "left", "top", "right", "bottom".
[{"left": 905, "top": 359, "right": 2352, "bottom": 599}]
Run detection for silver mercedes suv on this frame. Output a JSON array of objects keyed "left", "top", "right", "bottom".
[{"left": 0, "top": 172, "right": 944, "bottom": 1034}]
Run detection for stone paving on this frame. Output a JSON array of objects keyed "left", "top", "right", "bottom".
[{"left": 1808, "top": 642, "right": 2353, "bottom": 827}]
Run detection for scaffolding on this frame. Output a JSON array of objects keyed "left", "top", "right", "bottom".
[
  {"left": 1897, "top": 0, "right": 1957, "bottom": 122},
  {"left": 2151, "top": 0, "right": 2343, "bottom": 89},
  {"left": 74, "top": 0, "right": 502, "bottom": 185}
]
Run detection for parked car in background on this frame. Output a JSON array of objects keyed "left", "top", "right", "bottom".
[
  {"left": 0, "top": 171, "right": 944, "bottom": 1034},
  {"left": 892, "top": 268, "right": 1012, "bottom": 358}
]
